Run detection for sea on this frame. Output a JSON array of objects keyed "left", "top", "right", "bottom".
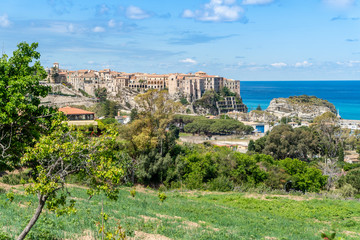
[{"left": 240, "top": 81, "right": 360, "bottom": 120}]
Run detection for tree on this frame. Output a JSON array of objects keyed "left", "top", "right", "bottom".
[
  {"left": 0, "top": 42, "right": 57, "bottom": 171},
  {"left": 256, "top": 105, "right": 262, "bottom": 111},
  {"left": 120, "top": 90, "right": 182, "bottom": 183},
  {"left": 18, "top": 124, "right": 124, "bottom": 240},
  {"left": 95, "top": 87, "right": 108, "bottom": 102}
]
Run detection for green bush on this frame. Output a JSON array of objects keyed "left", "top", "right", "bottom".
[
  {"left": 0, "top": 231, "right": 11, "bottom": 240},
  {"left": 0, "top": 172, "right": 30, "bottom": 185},
  {"left": 337, "top": 183, "right": 357, "bottom": 198},
  {"left": 207, "top": 176, "right": 234, "bottom": 192},
  {"left": 278, "top": 158, "right": 327, "bottom": 192},
  {"left": 341, "top": 168, "right": 360, "bottom": 192}
]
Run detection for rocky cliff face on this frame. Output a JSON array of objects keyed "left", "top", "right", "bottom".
[{"left": 266, "top": 95, "right": 337, "bottom": 121}]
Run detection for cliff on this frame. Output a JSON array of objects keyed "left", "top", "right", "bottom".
[{"left": 266, "top": 95, "right": 337, "bottom": 121}]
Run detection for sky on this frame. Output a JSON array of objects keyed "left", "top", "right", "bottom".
[{"left": 0, "top": 0, "right": 359, "bottom": 80}]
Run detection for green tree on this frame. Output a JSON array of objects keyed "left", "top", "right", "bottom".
[
  {"left": 0, "top": 42, "right": 57, "bottom": 171},
  {"left": 18, "top": 124, "right": 124, "bottom": 240},
  {"left": 278, "top": 158, "right": 327, "bottom": 192},
  {"left": 256, "top": 104, "right": 262, "bottom": 111},
  {"left": 95, "top": 87, "right": 108, "bottom": 102},
  {"left": 121, "top": 90, "right": 182, "bottom": 183}
]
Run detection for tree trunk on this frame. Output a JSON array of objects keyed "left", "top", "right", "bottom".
[{"left": 17, "top": 194, "right": 47, "bottom": 240}]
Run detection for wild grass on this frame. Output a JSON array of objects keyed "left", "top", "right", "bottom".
[{"left": 0, "top": 185, "right": 359, "bottom": 239}]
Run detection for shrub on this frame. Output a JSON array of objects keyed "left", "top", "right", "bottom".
[
  {"left": 278, "top": 158, "right": 327, "bottom": 192},
  {"left": 158, "top": 192, "right": 167, "bottom": 202},
  {"left": 0, "top": 172, "right": 30, "bottom": 185},
  {"left": 207, "top": 176, "right": 234, "bottom": 192},
  {"left": 343, "top": 168, "right": 360, "bottom": 192},
  {"left": 337, "top": 183, "right": 357, "bottom": 198},
  {"left": 130, "top": 188, "right": 136, "bottom": 198},
  {"left": 0, "top": 231, "right": 11, "bottom": 240}
]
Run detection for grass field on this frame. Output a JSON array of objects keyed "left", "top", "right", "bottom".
[{"left": 0, "top": 184, "right": 360, "bottom": 239}]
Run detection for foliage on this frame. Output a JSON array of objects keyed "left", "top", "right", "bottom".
[
  {"left": 193, "top": 90, "right": 220, "bottom": 115},
  {"left": 158, "top": 192, "right": 167, "bottom": 202},
  {"left": 1, "top": 186, "right": 360, "bottom": 239},
  {"left": 259, "top": 124, "right": 319, "bottom": 161},
  {"left": 18, "top": 123, "right": 125, "bottom": 239},
  {"left": 120, "top": 90, "right": 182, "bottom": 184},
  {"left": 338, "top": 168, "right": 360, "bottom": 193},
  {"left": 130, "top": 188, "right": 136, "bottom": 198},
  {"left": 287, "top": 95, "right": 336, "bottom": 113},
  {"left": 184, "top": 118, "right": 252, "bottom": 136},
  {"left": 321, "top": 231, "right": 336, "bottom": 240},
  {"left": 231, "top": 153, "right": 268, "bottom": 185},
  {"left": 89, "top": 100, "right": 118, "bottom": 118},
  {"left": 180, "top": 97, "right": 189, "bottom": 105},
  {"left": 0, "top": 42, "right": 58, "bottom": 171},
  {"left": 94, "top": 87, "right": 108, "bottom": 102},
  {"left": 0, "top": 231, "right": 11, "bottom": 240},
  {"left": 278, "top": 158, "right": 327, "bottom": 192},
  {"left": 0, "top": 171, "right": 30, "bottom": 185},
  {"left": 256, "top": 104, "right": 262, "bottom": 111}
]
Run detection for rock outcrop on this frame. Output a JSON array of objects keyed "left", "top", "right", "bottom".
[{"left": 266, "top": 95, "right": 337, "bottom": 121}]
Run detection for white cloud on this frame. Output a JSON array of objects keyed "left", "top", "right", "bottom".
[
  {"left": 336, "top": 60, "right": 360, "bottom": 67},
  {"left": 182, "top": 0, "right": 244, "bottom": 22},
  {"left": 242, "top": 0, "right": 274, "bottom": 5},
  {"left": 0, "top": 14, "right": 11, "bottom": 28},
  {"left": 93, "top": 26, "right": 105, "bottom": 33},
  {"left": 126, "top": 6, "right": 150, "bottom": 20},
  {"left": 271, "top": 62, "right": 287, "bottom": 67},
  {"left": 295, "top": 61, "right": 313, "bottom": 67},
  {"left": 180, "top": 58, "right": 197, "bottom": 64},
  {"left": 67, "top": 23, "right": 75, "bottom": 33},
  {"left": 108, "top": 19, "right": 116, "bottom": 28},
  {"left": 323, "top": 0, "right": 355, "bottom": 8}
]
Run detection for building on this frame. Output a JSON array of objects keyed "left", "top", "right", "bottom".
[
  {"left": 59, "top": 106, "right": 98, "bottom": 126},
  {"left": 216, "top": 96, "right": 248, "bottom": 115}
]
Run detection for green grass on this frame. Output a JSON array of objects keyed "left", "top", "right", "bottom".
[{"left": 0, "top": 186, "right": 360, "bottom": 239}]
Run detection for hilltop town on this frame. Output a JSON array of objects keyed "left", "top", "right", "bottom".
[{"left": 47, "top": 63, "right": 241, "bottom": 101}]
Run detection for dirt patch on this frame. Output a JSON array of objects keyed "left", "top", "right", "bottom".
[
  {"left": 139, "top": 215, "right": 160, "bottom": 223},
  {"left": 131, "top": 231, "right": 172, "bottom": 240},
  {"left": 244, "top": 193, "right": 314, "bottom": 201},
  {"left": 342, "top": 231, "right": 360, "bottom": 238},
  {"left": 264, "top": 237, "right": 278, "bottom": 240},
  {"left": 156, "top": 214, "right": 182, "bottom": 220}
]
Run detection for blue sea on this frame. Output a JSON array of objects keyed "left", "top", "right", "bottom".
[{"left": 240, "top": 81, "right": 360, "bottom": 120}]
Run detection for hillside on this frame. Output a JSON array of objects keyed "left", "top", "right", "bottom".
[
  {"left": 266, "top": 95, "right": 338, "bottom": 121},
  {"left": 0, "top": 184, "right": 359, "bottom": 240}
]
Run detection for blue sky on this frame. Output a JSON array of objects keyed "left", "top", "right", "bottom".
[{"left": 1, "top": 0, "right": 359, "bottom": 80}]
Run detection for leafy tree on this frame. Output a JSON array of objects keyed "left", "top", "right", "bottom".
[
  {"left": 262, "top": 125, "right": 319, "bottom": 161},
  {"left": 278, "top": 158, "right": 327, "bottom": 192},
  {"left": 94, "top": 87, "right": 108, "bottom": 102},
  {"left": 180, "top": 97, "right": 189, "bottom": 105},
  {"left": 256, "top": 105, "right": 262, "bottom": 111},
  {"left": 0, "top": 42, "right": 58, "bottom": 171},
  {"left": 120, "top": 90, "right": 182, "bottom": 183},
  {"left": 248, "top": 140, "right": 256, "bottom": 152},
  {"left": 231, "top": 153, "right": 267, "bottom": 185},
  {"left": 18, "top": 124, "right": 124, "bottom": 239}
]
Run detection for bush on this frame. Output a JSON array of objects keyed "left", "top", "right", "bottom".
[
  {"left": 207, "top": 176, "right": 234, "bottom": 192},
  {"left": 343, "top": 168, "right": 360, "bottom": 192},
  {"left": 0, "top": 172, "right": 30, "bottom": 185},
  {"left": 337, "top": 183, "right": 357, "bottom": 198},
  {"left": 0, "top": 231, "right": 11, "bottom": 240}
]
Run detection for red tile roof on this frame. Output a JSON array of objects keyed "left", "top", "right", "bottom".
[{"left": 59, "top": 106, "right": 95, "bottom": 115}]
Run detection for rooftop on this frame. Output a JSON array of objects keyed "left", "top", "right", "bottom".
[{"left": 59, "top": 106, "right": 95, "bottom": 115}]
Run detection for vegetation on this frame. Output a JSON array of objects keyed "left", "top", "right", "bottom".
[
  {"left": 287, "top": 95, "right": 337, "bottom": 113},
  {"left": 0, "top": 186, "right": 360, "bottom": 239},
  {"left": 0, "top": 42, "right": 58, "bottom": 171},
  {"left": 1, "top": 42, "right": 360, "bottom": 239}
]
